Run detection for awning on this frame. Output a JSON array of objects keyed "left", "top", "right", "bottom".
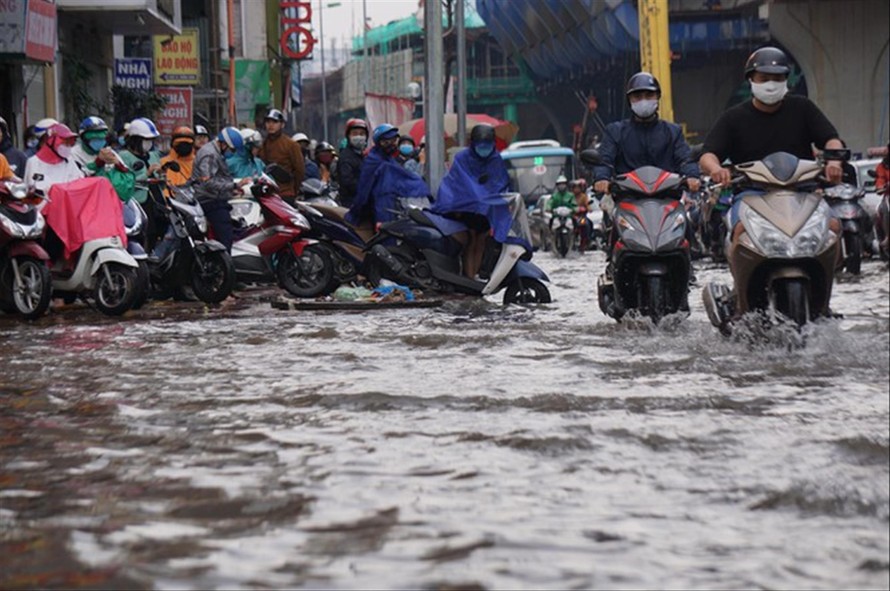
[{"left": 56, "top": 0, "right": 180, "bottom": 36}]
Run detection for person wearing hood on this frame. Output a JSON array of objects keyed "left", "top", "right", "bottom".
[
  {"left": 0, "top": 116, "right": 27, "bottom": 179},
  {"left": 293, "top": 132, "right": 320, "bottom": 180},
  {"left": 226, "top": 128, "right": 265, "bottom": 179},
  {"left": 336, "top": 118, "right": 369, "bottom": 207},
  {"left": 119, "top": 117, "right": 163, "bottom": 205},
  {"left": 71, "top": 116, "right": 135, "bottom": 202},
  {"left": 23, "top": 123, "right": 85, "bottom": 197},
  {"left": 431, "top": 124, "right": 512, "bottom": 279},
  {"left": 259, "top": 109, "right": 303, "bottom": 202},
  {"left": 160, "top": 126, "right": 197, "bottom": 186},
  {"left": 346, "top": 123, "right": 431, "bottom": 228}
]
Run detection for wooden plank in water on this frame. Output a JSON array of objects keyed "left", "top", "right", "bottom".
[{"left": 271, "top": 298, "right": 444, "bottom": 311}]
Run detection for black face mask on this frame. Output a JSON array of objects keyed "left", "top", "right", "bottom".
[{"left": 174, "top": 143, "right": 194, "bottom": 157}]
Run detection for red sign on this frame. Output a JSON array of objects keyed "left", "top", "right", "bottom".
[
  {"left": 155, "top": 87, "right": 193, "bottom": 137},
  {"left": 279, "top": 1, "right": 315, "bottom": 60},
  {"left": 25, "top": 0, "right": 56, "bottom": 62}
]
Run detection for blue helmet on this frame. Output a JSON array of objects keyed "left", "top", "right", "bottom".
[
  {"left": 217, "top": 126, "right": 244, "bottom": 151},
  {"left": 372, "top": 123, "right": 399, "bottom": 144},
  {"left": 79, "top": 116, "right": 108, "bottom": 135},
  {"left": 128, "top": 117, "right": 160, "bottom": 139}
]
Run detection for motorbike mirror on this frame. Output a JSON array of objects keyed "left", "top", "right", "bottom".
[
  {"left": 130, "top": 160, "right": 146, "bottom": 172},
  {"left": 821, "top": 148, "right": 851, "bottom": 162},
  {"left": 867, "top": 169, "right": 877, "bottom": 178},
  {"left": 580, "top": 149, "right": 604, "bottom": 167},
  {"left": 162, "top": 161, "right": 181, "bottom": 173},
  {"left": 264, "top": 163, "right": 293, "bottom": 185}
]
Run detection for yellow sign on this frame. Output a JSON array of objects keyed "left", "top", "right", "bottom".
[
  {"left": 638, "top": 0, "right": 674, "bottom": 122},
  {"left": 153, "top": 28, "right": 200, "bottom": 86}
]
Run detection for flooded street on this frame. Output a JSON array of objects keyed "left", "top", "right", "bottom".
[{"left": 1, "top": 251, "right": 888, "bottom": 590}]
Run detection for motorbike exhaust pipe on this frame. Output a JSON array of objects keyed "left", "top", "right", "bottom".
[{"left": 370, "top": 245, "right": 413, "bottom": 285}]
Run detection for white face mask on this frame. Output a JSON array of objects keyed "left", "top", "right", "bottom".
[
  {"left": 631, "top": 99, "right": 659, "bottom": 119},
  {"left": 349, "top": 135, "right": 368, "bottom": 151},
  {"left": 750, "top": 80, "right": 788, "bottom": 105},
  {"left": 141, "top": 139, "right": 154, "bottom": 153},
  {"left": 57, "top": 144, "right": 73, "bottom": 159}
]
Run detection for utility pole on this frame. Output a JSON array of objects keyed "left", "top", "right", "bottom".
[
  {"left": 319, "top": 0, "right": 328, "bottom": 140},
  {"left": 362, "top": 0, "right": 369, "bottom": 92},
  {"left": 638, "top": 0, "right": 674, "bottom": 122},
  {"left": 227, "top": 0, "right": 237, "bottom": 124},
  {"left": 456, "top": 0, "right": 467, "bottom": 146},
  {"left": 424, "top": 0, "right": 445, "bottom": 193}
]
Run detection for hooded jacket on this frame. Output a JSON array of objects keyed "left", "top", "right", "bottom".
[
  {"left": 259, "top": 133, "right": 304, "bottom": 197},
  {"left": 345, "top": 146, "right": 431, "bottom": 226},
  {"left": 191, "top": 140, "right": 236, "bottom": 203},
  {"left": 23, "top": 142, "right": 85, "bottom": 197}
]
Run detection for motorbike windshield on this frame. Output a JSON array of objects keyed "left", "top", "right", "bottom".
[
  {"left": 504, "top": 155, "right": 573, "bottom": 206},
  {"left": 485, "top": 192, "right": 532, "bottom": 251}
]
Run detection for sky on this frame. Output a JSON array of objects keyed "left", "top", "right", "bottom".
[{"left": 316, "top": 0, "right": 421, "bottom": 50}]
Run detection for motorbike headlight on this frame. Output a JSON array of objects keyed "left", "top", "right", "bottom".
[
  {"left": 0, "top": 215, "right": 25, "bottom": 238},
  {"left": 617, "top": 214, "right": 642, "bottom": 234},
  {"left": 25, "top": 214, "right": 45, "bottom": 239},
  {"left": 290, "top": 215, "right": 310, "bottom": 230},
  {"left": 792, "top": 204, "right": 830, "bottom": 256},
  {"left": 743, "top": 205, "right": 828, "bottom": 258},
  {"left": 195, "top": 215, "right": 208, "bottom": 234}
]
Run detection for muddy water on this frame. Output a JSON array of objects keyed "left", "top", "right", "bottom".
[{"left": 1, "top": 252, "right": 888, "bottom": 590}]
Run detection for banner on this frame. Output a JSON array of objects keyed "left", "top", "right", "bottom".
[
  {"left": 364, "top": 92, "right": 415, "bottom": 133},
  {"left": 153, "top": 28, "right": 200, "bottom": 86},
  {"left": 234, "top": 59, "right": 271, "bottom": 124},
  {"left": 0, "top": 0, "right": 56, "bottom": 62},
  {"left": 155, "top": 87, "right": 193, "bottom": 137},
  {"left": 114, "top": 58, "right": 152, "bottom": 91}
]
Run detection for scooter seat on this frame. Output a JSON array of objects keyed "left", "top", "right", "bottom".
[{"left": 310, "top": 203, "right": 376, "bottom": 243}]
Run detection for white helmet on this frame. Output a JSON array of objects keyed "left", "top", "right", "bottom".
[
  {"left": 34, "top": 118, "right": 59, "bottom": 138},
  {"left": 556, "top": 175, "right": 568, "bottom": 184},
  {"left": 292, "top": 132, "right": 309, "bottom": 143},
  {"left": 128, "top": 117, "right": 160, "bottom": 139},
  {"left": 240, "top": 128, "right": 262, "bottom": 146}
]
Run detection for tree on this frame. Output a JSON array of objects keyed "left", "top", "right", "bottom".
[{"left": 109, "top": 85, "right": 169, "bottom": 132}]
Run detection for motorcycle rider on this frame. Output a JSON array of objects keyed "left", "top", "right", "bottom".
[
  {"left": 315, "top": 141, "right": 338, "bottom": 184},
  {"left": 346, "top": 123, "right": 431, "bottom": 228},
  {"left": 72, "top": 116, "right": 135, "bottom": 202},
  {"left": 23, "top": 125, "right": 39, "bottom": 157},
  {"left": 875, "top": 143, "right": 889, "bottom": 192},
  {"left": 194, "top": 125, "right": 211, "bottom": 151},
  {"left": 0, "top": 116, "right": 27, "bottom": 179},
  {"left": 23, "top": 123, "right": 85, "bottom": 197},
  {"left": 0, "top": 153, "right": 16, "bottom": 180},
  {"left": 336, "top": 118, "right": 369, "bottom": 207},
  {"left": 160, "top": 126, "right": 197, "bottom": 186},
  {"left": 397, "top": 136, "right": 423, "bottom": 176},
  {"left": 699, "top": 46, "right": 844, "bottom": 235},
  {"left": 259, "top": 109, "right": 304, "bottom": 203},
  {"left": 431, "top": 123, "right": 511, "bottom": 279},
  {"left": 547, "top": 175, "right": 576, "bottom": 220},
  {"left": 119, "top": 117, "right": 163, "bottom": 206},
  {"left": 191, "top": 126, "right": 251, "bottom": 251},
  {"left": 227, "top": 128, "right": 265, "bottom": 179},
  {"left": 293, "top": 132, "right": 320, "bottom": 180}
]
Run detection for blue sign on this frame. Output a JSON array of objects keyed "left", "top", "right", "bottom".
[{"left": 114, "top": 58, "right": 152, "bottom": 90}]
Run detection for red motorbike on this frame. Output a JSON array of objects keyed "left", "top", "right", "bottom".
[
  {"left": 229, "top": 166, "right": 333, "bottom": 298},
  {"left": 0, "top": 180, "right": 52, "bottom": 319}
]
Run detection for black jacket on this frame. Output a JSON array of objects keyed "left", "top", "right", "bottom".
[
  {"left": 336, "top": 146, "right": 364, "bottom": 207},
  {"left": 0, "top": 136, "right": 28, "bottom": 179}
]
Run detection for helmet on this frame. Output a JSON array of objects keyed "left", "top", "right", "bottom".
[
  {"left": 172, "top": 126, "right": 195, "bottom": 140},
  {"left": 292, "top": 132, "right": 309, "bottom": 143},
  {"left": 556, "top": 175, "right": 568, "bottom": 184},
  {"left": 0, "top": 116, "right": 7, "bottom": 135},
  {"left": 265, "top": 108, "right": 285, "bottom": 123},
  {"left": 194, "top": 124, "right": 210, "bottom": 137},
  {"left": 345, "top": 118, "right": 369, "bottom": 136},
  {"left": 240, "top": 128, "right": 262, "bottom": 147},
  {"left": 128, "top": 117, "right": 160, "bottom": 139},
  {"left": 316, "top": 141, "right": 335, "bottom": 153},
  {"left": 470, "top": 124, "right": 496, "bottom": 144},
  {"left": 217, "top": 126, "right": 244, "bottom": 151},
  {"left": 626, "top": 72, "right": 661, "bottom": 97},
  {"left": 372, "top": 123, "right": 399, "bottom": 144},
  {"left": 45, "top": 123, "right": 77, "bottom": 140},
  {"left": 79, "top": 116, "right": 108, "bottom": 135},
  {"left": 34, "top": 118, "right": 59, "bottom": 138},
  {"left": 744, "top": 46, "right": 790, "bottom": 78}
]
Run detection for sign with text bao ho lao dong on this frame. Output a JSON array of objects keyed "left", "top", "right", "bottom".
[
  {"left": 113, "top": 58, "right": 152, "bottom": 90},
  {"left": 279, "top": 1, "right": 315, "bottom": 60},
  {"left": 152, "top": 28, "right": 200, "bottom": 85},
  {"left": 155, "top": 87, "right": 193, "bottom": 137}
]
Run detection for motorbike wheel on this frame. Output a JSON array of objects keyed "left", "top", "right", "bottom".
[
  {"left": 644, "top": 275, "right": 667, "bottom": 324},
  {"left": 130, "top": 261, "right": 151, "bottom": 310},
  {"left": 2, "top": 257, "right": 52, "bottom": 320},
  {"left": 844, "top": 232, "right": 862, "bottom": 275},
  {"left": 93, "top": 263, "right": 137, "bottom": 316},
  {"left": 277, "top": 244, "right": 334, "bottom": 298},
  {"left": 503, "top": 278, "right": 551, "bottom": 305},
  {"left": 555, "top": 231, "right": 569, "bottom": 257},
  {"left": 774, "top": 278, "right": 809, "bottom": 327},
  {"left": 191, "top": 250, "right": 236, "bottom": 304}
]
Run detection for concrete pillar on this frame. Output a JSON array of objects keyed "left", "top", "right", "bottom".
[{"left": 504, "top": 103, "right": 518, "bottom": 125}]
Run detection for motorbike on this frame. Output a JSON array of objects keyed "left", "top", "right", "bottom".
[
  {"left": 141, "top": 164, "right": 235, "bottom": 304},
  {"left": 0, "top": 180, "right": 52, "bottom": 319},
  {"left": 702, "top": 150, "right": 846, "bottom": 333},
  {"left": 584, "top": 195, "right": 606, "bottom": 252},
  {"left": 867, "top": 168, "right": 889, "bottom": 261},
  {"left": 823, "top": 182, "right": 871, "bottom": 274},
  {"left": 551, "top": 205, "right": 574, "bottom": 257},
  {"left": 301, "top": 177, "right": 340, "bottom": 207},
  {"left": 229, "top": 168, "right": 333, "bottom": 298},
  {"left": 41, "top": 177, "right": 140, "bottom": 316},
  {"left": 364, "top": 192, "right": 551, "bottom": 305},
  {"left": 701, "top": 184, "right": 733, "bottom": 263},
  {"left": 122, "top": 198, "right": 151, "bottom": 309},
  {"left": 580, "top": 151, "right": 692, "bottom": 324}
]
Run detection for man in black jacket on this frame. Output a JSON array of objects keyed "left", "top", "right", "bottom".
[{"left": 336, "top": 118, "right": 369, "bottom": 207}]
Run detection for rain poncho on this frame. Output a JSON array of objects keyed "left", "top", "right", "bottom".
[
  {"left": 72, "top": 141, "right": 136, "bottom": 202},
  {"left": 226, "top": 149, "right": 265, "bottom": 179},
  {"left": 119, "top": 148, "right": 161, "bottom": 204},
  {"left": 42, "top": 176, "right": 126, "bottom": 259},
  {"left": 345, "top": 147, "right": 431, "bottom": 226}
]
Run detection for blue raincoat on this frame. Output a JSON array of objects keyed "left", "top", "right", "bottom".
[
  {"left": 429, "top": 147, "right": 525, "bottom": 247},
  {"left": 226, "top": 149, "right": 265, "bottom": 179},
  {"left": 345, "top": 147, "right": 431, "bottom": 226}
]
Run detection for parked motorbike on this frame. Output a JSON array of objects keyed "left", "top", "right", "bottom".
[
  {"left": 141, "top": 163, "right": 235, "bottom": 304},
  {"left": 230, "top": 167, "right": 333, "bottom": 298},
  {"left": 365, "top": 192, "right": 551, "bottom": 305},
  {"left": 702, "top": 150, "right": 846, "bottom": 333},
  {"left": 0, "top": 180, "right": 52, "bottom": 319},
  {"left": 41, "top": 177, "right": 140, "bottom": 316},
  {"left": 551, "top": 206, "right": 574, "bottom": 257},
  {"left": 580, "top": 151, "right": 692, "bottom": 324},
  {"left": 301, "top": 178, "right": 340, "bottom": 207},
  {"left": 823, "top": 182, "right": 870, "bottom": 274}
]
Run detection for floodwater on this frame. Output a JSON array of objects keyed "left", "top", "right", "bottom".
[{"left": 1, "top": 251, "right": 888, "bottom": 590}]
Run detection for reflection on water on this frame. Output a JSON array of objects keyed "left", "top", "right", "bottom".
[{"left": 1, "top": 253, "right": 888, "bottom": 590}]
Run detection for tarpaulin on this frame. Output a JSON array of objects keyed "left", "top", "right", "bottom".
[{"left": 43, "top": 177, "right": 127, "bottom": 259}]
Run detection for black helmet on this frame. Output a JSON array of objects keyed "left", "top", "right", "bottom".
[
  {"left": 470, "top": 124, "right": 495, "bottom": 145},
  {"left": 744, "top": 47, "right": 790, "bottom": 78},
  {"left": 625, "top": 72, "right": 661, "bottom": 97},
  {"left": 316, "top": 141, "right": 335, "bottom": 153}
]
